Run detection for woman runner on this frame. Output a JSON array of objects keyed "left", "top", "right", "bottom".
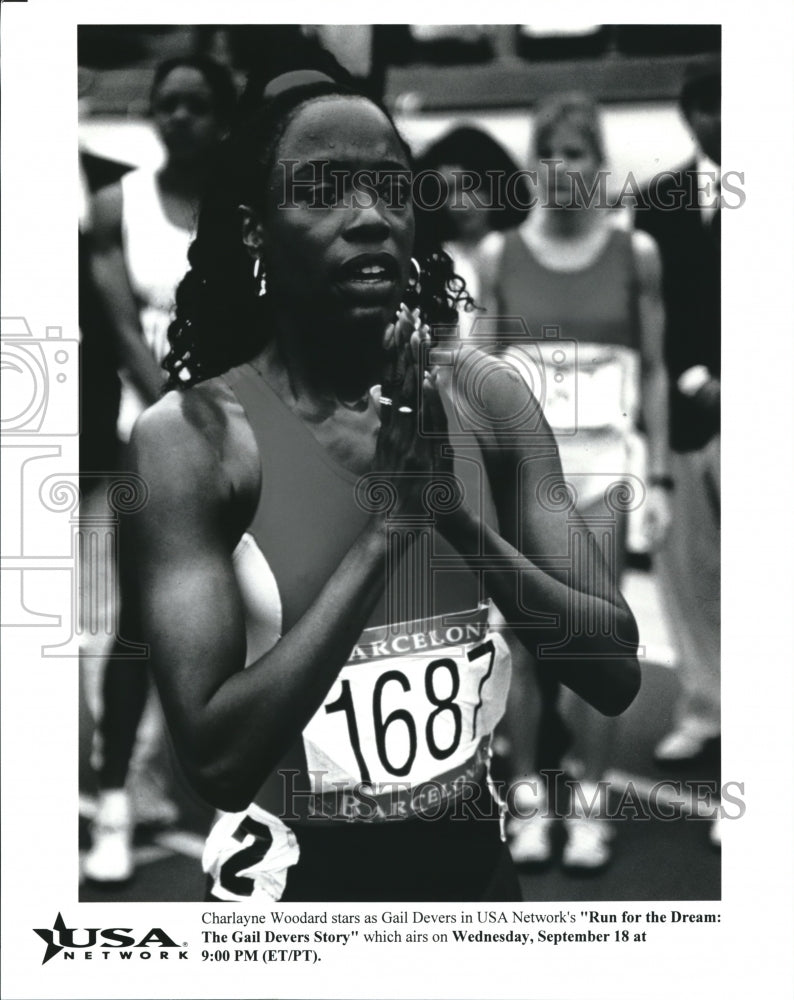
[{"left": 122, "top": 68, "right": 641, "bottom": 901}]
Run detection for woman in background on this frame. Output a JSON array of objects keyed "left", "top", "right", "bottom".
[
  {"left": 488, "top": 93, "right": 670, "bottom": 871},
  {"left": 415, "top": 125, "right": 528, "bottom": 338}
]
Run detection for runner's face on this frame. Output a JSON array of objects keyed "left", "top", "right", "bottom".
[
  {"left": 262, "top": 97, "right": 415, "bottom": 334},
  {"left": 152, "top": 67, "right": 226, "bottom": 162}
]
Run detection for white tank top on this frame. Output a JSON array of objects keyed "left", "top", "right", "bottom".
[{"left": 117, "top": 169, "right": 194, "bottom": 440}]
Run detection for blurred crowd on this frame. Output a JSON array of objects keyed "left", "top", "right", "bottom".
[{"left": 78, "top": 25, "right": 721, "bottom": 890}]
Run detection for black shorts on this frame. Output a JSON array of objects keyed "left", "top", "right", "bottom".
[{"left": 206, "top": 811, "right": 521, "bottom": 903}]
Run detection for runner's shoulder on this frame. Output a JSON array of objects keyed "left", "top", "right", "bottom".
[
  {"left": 130, "top": 378, "right": 242, "bottom": 502},
  {"left": 436, "top": 342, "right": 544, "bottom": 430}
]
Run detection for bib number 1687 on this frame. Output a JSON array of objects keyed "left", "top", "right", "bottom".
[{"left": 325, "top": 640, "right": 495, "bottom": 783}]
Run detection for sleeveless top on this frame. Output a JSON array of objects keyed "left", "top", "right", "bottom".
[
  {"left": 220, "top": 359, "right": 513, "bottom": 812},
  {"left": 203, "top": 355, "right": 518, "bottom": 899},
  {"left": 494, "top": 226, "right": 642, "bottom": 508},
  {"left": 116, "top": 169, "right": 194, "bottom": 440}
]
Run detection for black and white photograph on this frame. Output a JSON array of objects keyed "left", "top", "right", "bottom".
[
  {"left": 73, "top": 19, "right": 726, "bottom": 904},
  {"left": 1, "top": 4, "right": 793, "bottom": 999}
]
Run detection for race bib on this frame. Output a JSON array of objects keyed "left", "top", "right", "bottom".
[
  {"left": 203, "top": 803, "right": 300, "bottom": 902},
  {"left": 302, "top": 604, "right": 511, "bottom": 797}
]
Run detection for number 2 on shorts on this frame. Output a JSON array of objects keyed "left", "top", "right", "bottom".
[{"left": 218, "top": 815, "right": 274, "bottom": 897}]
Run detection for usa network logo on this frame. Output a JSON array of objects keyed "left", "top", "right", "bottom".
[{"left": 33, "top": 913, "right": 187, "bottom": 964}]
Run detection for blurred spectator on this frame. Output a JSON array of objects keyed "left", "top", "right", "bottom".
[
  {"left": 79, "top": 149, "right": 132, "bottom": 487},
  {"left": 634, "top": 57, "right": 721, "bottom": 816},
  {"left": 416, "top": 126, "right": 529, "bottom": 337},
  {"left": 82, "top": 56, "right": 236, "bottom": 883},
  {"left": 486, "top": 93, "right": 670, "bottom": 870},
  {"left": 90, "top": 56, "right": 236, "bottom": 440}
]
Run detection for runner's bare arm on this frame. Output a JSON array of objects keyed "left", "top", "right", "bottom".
[
  {"left": 125, "top": 393, "right": 394, "bottom": 812},
  {"left": 433, "top": 358, "right": 640, "bottom": 715}
]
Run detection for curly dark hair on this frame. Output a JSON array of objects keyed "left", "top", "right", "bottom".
[{"left": 163, "top": 75, "right": 474, "bottom": 389}]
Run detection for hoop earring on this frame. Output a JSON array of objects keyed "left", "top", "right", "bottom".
[
  {"left": 253, "top": 257, "right": 267, "bottom": 297},
  {"left": 408, "top": 257, "right": 422, "bottom": 290}
]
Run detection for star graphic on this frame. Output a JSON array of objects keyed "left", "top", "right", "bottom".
[{"left": 33, "top": 912, "right": 68, "bottom": 964}]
